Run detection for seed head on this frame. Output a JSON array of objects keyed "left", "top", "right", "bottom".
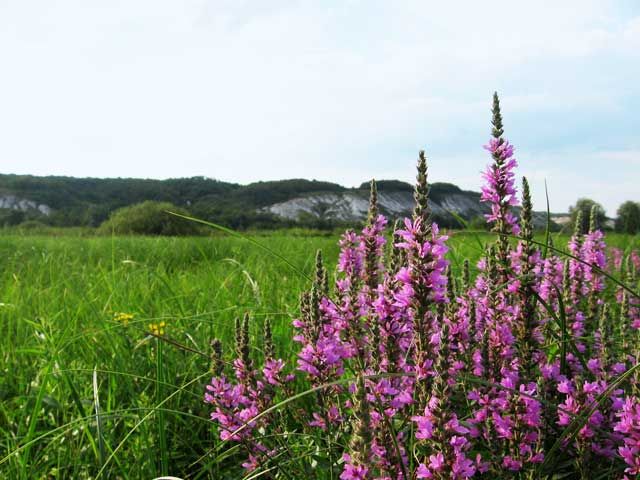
[
  {"left": 491, "top": 91, "right": 504, "bottom": 139},
  {"left": 589, "top": 204, "right": 599, "bottom": 233},
  {"left": 349, "top": 376, "right": 372, "bottom": 467},
  {"left": 520, "top": 177, "right": 533, "bottom": 242},
  {"left": 264, "top": 318, "right": 274, "bottom": 360},
  {"left": 574, "top": 209, "right": 584, "bottom": 237},
  {"left": 413, "top": 150, "right": 431, "bottom": 231},
  {"left": 367, "top": 179, "right": 378, "bottom": 225},
  {"left": 210, "top": 338, "right": 224, "bottom": 376}
]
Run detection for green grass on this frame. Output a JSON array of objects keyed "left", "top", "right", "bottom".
[{"left": 0, "top": 230, "right": 637, "bottom": 478}]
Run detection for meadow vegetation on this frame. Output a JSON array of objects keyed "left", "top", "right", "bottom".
[
  {"left": 0, "top": 233, "right": 339, "bottom": 478},
  {"left": 0, "top": 229, "right": 637, "bottom": 478},
  {"left": 1, "top": 94, "right": 640, "bottom": 479}
]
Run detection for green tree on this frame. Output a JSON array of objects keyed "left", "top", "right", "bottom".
[
  {"left": 99, "top": 201, "right": 200, "bottom": 236},
  {"left": 615, "top": 201, "right": 640, "bottom": 234},
  {"left": 569, "top": 198, "right": 606, "bottom": 234},
  {"left": 0, "top": 208, "right": 25, "bottom": 226}
]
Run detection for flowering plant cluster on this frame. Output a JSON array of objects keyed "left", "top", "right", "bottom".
[{"left": 204, "top": 93, "right": 640, "bottom": 479}]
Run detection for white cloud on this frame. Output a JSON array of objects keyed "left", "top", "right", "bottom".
[{"left": 0, "top": 0, "right": 637, "bottom": 212}]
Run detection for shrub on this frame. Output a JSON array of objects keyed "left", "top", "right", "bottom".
[
  {"left": 616, "top": 200, "right": 640, "bottom": 234},
  {"left": 16, "top": 219, "right": 49, "bottom": 231},
  {"left": 569, "top": 198, "right": 607, "bottom": 234},
  {"left": 99, "top": 201, "right": 200, "bottom": 236},
  {"left": 0, "top": 208, "right": 26, "bottom": 226}
]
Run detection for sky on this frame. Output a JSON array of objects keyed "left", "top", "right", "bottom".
[{"left": 0, "top": 1, "right": 638, "bottom": 214}]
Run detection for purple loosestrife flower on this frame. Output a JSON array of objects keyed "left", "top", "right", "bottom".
[
  {"left": 618, "top": 263, "right": 640, "bottom": 360},
  {"left": 628, "top": 294, "right": 640, "bottom": 334},
  {"left": 581, "top": 229, "right": 607, "bottom": 294},
  {"left": 360, "top": 189, "right": 388, "bottom": 368},
  {"left": 610, "top": 247, "right": 624, "bottom": 272},
  {"left": 497, "top": 379, "right": 545, "bottom": 471},
  {"left": 397, "top": 151, "right": 451, "bottom": 409},
  {"left": 309, "top": 405, "right": 343, "bottom": 430},
  {"left": 206, "top": 314, "right": 293, "bottom": 471},
  {"left": 340, "top": 454, "right": 369, "bottom": 480},
  {"left": 338, "top": 229, "right": 365, "bottom": 284},
  {"left": 632, "top": 250, "right": 640, "bottom": 271},
  {"left": 537, "top": 254, "right": 564, "bottom": 304},
  {"left": 614, "top": 396, "right": 640, "bottom": 477},
  {"left": 335, "top": 215, "right": 383, "bottom": 365},
  {"left": 475, "top": 248, "right": 519, "bottom": 383},
  {"left": 360, "top": 217, "right": 387, "bottom": 282},
  {"left": 481, "top": 93, "right": 521, "bottom": 288},
  {"left": 341, "top": 376, "right": 373, "bottom": 479},
  {"left": 395, "top": 218, "right": 449, "bottom": 303},
  {"left": 361, "top": 181, "right": 387, "bottom": 295},
  {"left": 370, "top": 281, "right": 416, "bottom": 419},
  {"left": 294, "top": 251, "right": 352, "bottom": 390},
  {"left": 295, "top": 326, "right": 350, "bottom": 381},
  {"left": 412, "top": 313, "right": 477, "bottom": 479},
  {"left": 511, "top": 177, "right": 545, "bottom": 379},
  {"left": 469, "top": 242, "right": 543, "bottom": 472},
  {"left": 481, "top": 137, "right": 520, "bottom": 236},
  {"left": 396, "top": 217, "right": 449, "bottom": 390},
  {"left": 556, "top": 376, "right": 622, "bottom": 468},
  {"left": 201, "top": 92, "right": 640, "bottom": 479},
  {"left": 447, "top": 296, "right": 473, "bottom": 372},
  {"left": 262, "top": 358, "right": 287, "bottom": 386},
  {"left": 373, "top": 281, "right": 413, "bottom": 371},
  {"left": 412, "top": 404, "right": 477, "bottom": 479}
]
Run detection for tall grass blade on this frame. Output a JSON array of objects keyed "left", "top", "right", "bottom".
[
  {"left": 93, "top": 367, "right": 106, "bottom": 467},
  {"left": 544, "top": 179, "right": 551, "bottom": 259},
  {"left": 156, "top": 340, "right": 169, "bottom": 476},
  {"left": 166, "top": 211, "right": 312, "bottom": 281}
]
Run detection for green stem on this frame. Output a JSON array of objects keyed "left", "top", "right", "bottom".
[{"left": 156, "top": 339, "right": 169, "bottom": 476}]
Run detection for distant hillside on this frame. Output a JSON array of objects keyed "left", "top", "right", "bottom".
[
  {"left": 0, "top": 173, "right": 555, "bottom": 230},
  {"left": 265, "top": 181, "right": 482, "bottom": 223}
]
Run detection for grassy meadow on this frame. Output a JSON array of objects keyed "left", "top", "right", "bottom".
[{"left": 0, "top": 230, "right": 638, "bottom": 478}]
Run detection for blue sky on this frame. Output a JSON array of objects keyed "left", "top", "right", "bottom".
[{"left": 0, "top": 1, "right": 638, "bottom": 213}]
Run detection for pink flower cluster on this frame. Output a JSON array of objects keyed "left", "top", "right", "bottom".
[
  {"left": 203, "top": 94, "right": 640, "bottom": 479},
  {"left": 204, "top": 321, "right": 293, "bottom": 471},
  {"left": 615, "top": 396, "right": 640, "bottom": 477},
  {"left": 481, "top": 138, "right": 520, "bottom": 235}
]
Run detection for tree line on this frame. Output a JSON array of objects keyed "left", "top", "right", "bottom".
[
  {"left": 0, "top": 173, "right": 637, "bottom": 234},
  {"left": 570, "top": 198, "right": 640, "bottom": 234}
]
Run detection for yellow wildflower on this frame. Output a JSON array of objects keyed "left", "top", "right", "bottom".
[
  {"left": 148, "top": 321, "right": 167, "bottom": 336},
  {"left": 114, "top": 312, "right": 134, "bottom": 326}
]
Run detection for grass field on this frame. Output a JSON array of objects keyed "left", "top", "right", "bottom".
[{"left": 0, "top": 230, "right": 638, "bottom": 478}]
